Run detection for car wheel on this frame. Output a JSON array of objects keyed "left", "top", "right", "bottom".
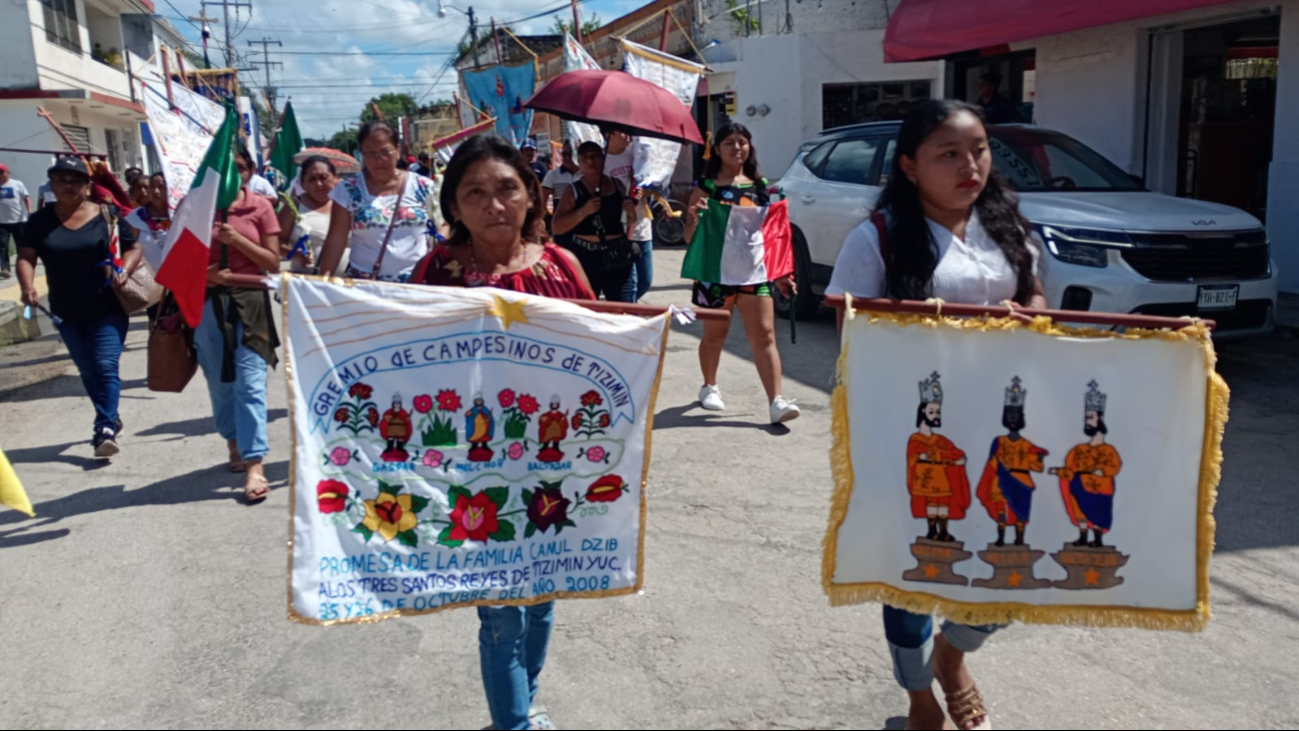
[
  {"left": 774, "top": 226, "right": 821, "bottom": 321},
  {"left": 653, "top": 198, "right": 688, "bottom": 247}
]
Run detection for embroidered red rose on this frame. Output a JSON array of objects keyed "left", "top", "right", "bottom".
[
  {"left": 498, "top": 389, "right": 516, "bottom": 408},
  {"left": 367, "top": 407, "right": 379, "bottom": 427},
  {"left": 374, "top": 496, "right": 404, "bottom": 525},
  {"left": 316, "top": 480, "right": 349, "bottom": 513},
  {"left": 414, "top": 395, "right": 434, "bottom": 414},
  {"left": 572, "top": 413, "right": 583, "bottom": 429},
  {"left": 448, "top": 492, "right": 500, "bottom": 543},
  {"left": 436, "top": 389, "right": 462, "bottom": 412},
  {"left": 581, "top": 390, "right": 603, "bottom": 407},
  {"left": 527, "top": 486, "right": 571, "bottom": 533},
  {"left": 334, "top": 407, "right": 349, "bottom": 423},
  {"left": 348, "top": 383, "right": 373, "bottom": 399},
  {"left": 586, "top": 475, "right": 627, "bottom": 503},
  {"left": 517, "top": 394, "right": 540, "bottom": 416},
  {"left": 599, "top": 414, "right": 610, "bottom": 428}
]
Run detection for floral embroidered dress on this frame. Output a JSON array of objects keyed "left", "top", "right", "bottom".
[
  {"left": 413, "top": 242, "right": 596, "bottom": 300},
  {"left": 329, "top": 173, "right": 444, "bottom": 281}
]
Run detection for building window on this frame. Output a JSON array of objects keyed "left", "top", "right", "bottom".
[
  {"left": 822, "top": 81, "right": 932, "bottom": 130},
  {"left": 42, "top": 0, "right": 83, "bottom": 54},
  {"left": 60, "top": 125, "right": 91, "bottom": 154}
]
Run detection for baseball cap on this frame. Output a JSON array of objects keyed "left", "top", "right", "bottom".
[
  {"left": 48, "top": 156, "right": 90, "bottom": 181},
  {"left": 406, "top": 156, "right": 418, "bottom": 163},
  {"left": 0, "top": 163, "right": 8, "bottom": 173},
  {"left": 521, "top": 139, "right": 538, "bottom": 150}
]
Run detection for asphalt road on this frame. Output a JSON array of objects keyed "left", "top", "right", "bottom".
[{"left": 1, "top": 247, "right": 1296, "bottom": 730}]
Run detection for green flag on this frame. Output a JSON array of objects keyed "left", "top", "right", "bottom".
[
  {"left": 201, "top": 101, "right": 243, "bottom": 211},
  {"left": 268, "top": 102, "right": 304, "bottom": 190}
]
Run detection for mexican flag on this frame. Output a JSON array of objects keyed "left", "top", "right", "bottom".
[
  {"left": 267, "top": 101, "right": 304, "bottom": 190},
  {"left": 681, "top": 199, "right": 794, "bottom": 286},
  {"left": 155, "top": 102, "right": 242, "bottom": 328}
]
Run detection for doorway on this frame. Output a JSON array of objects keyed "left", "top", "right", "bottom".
[
  {"left": 949, "top": 49, "right": 1036, "bottom": 124},
  {"left": 1175, "top": 15, "right": 1279, "bottom": 219}
]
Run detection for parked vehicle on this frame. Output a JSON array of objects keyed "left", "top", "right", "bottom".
[{"left": 777, "top": 121, "right": 1279, "bottom": 335}]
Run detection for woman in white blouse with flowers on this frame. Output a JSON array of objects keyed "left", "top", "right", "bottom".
[
  {"left": 826, "top": 100, "right": 1045, "bottom": 731},
  {"left": 318, "top": 120, "right": 445, "bottom": 282}
]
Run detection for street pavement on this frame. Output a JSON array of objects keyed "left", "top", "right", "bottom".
[{"left": 1, "top": 247, "right": 1297, "bottom": 730}]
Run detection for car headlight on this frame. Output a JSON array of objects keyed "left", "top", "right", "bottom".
[{"left": 1034, "top": 225, "right": 1132, "bottom": 269}]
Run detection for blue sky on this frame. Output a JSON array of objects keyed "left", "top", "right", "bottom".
[{"left": 156, "top": 0, "right": 645, "bottom": 137}]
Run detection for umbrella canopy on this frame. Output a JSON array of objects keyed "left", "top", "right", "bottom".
[
  {"left": 293, "top": 147, "right": 361, "bottom": 175},
  {"left": 525, "top": 70, "right": 704, "bottom": 146}
]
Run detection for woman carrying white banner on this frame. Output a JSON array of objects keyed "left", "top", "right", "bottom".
[
  {"left": 411, "top": 134, "right": 595, "bottom": 731},
  {"left": 825, "top": 100, "right": 1047, "bottom": 730}
]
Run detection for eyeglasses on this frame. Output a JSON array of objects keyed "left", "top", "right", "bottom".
[{"left": 363, "top": 147, "right": 399, "bottom": 160}]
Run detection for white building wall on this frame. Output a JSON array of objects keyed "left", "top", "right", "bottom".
[
  {"left": 1025, "top": 0, "right": 1299, "bottom": 292},
  {"left": 0, "top": 2, "right": 39, "bottom": 88},
  {"left": 0, "top": 102, "right": 61, "bottom": 196},
  {"left": 699, "top": 0, "right": 889, "bottom": 42},
  {"left": 713, "top": 29, "right": 943, "bottom": 177}
]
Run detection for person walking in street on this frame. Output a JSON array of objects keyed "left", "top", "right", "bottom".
[
  {"left": 194, "top": 147, "right": 282, "bottom": 503},
  {"left": 552, "top": 141, "right": 637, "bottom": 302},
  {"left": 124, "top": 172, "right": 172, "bottom": 271},
  {"left": 684, "top": 124, "right": 800, "bottom": 425},
  {"left": 319, "top": 120, "right": 443, "bottom": 282},
  {"left": 0, "top": 163, "right": 32, "bottom": 279},
  {"left": 277, "top": 155, "right": 342, "bottom": 274},
  {"left": 521, "top": 139, "right": 548, "bottom": 183},
  {"left": 411, "top": 134, "right": 594, "bottom": 731},
  {"left": 603, "top": 130, "right": 654, "bottom": 302},
  {"left": 16, "top": 157, "right": 141, "bottom": 458},
  {"left": 127, "top": 173, "right": 150, "bottom": 210},
  {"left": 826, "top": 99, "right": 1046, "bottom": 731},
  {"left": 976, "top": 72, "right": 1022, "bottom": 125},
  {"left": 541, "top": 140, "right": 579, "bottom": 240}
]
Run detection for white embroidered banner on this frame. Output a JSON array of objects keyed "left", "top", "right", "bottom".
[
  {"left": 136, "top": 66, "right": 225, "bottom": 210},
  {"left": 285, "top": 277, "right": 668, "bottom": 624},
  {"left": 823, "top": 309, "right": 1227, "bottom": 631},
  {"left": 620, "top": 40, "right": 703, "bottom": 190},
  {"left": 562, "top": 34, "right": 604, "bottom": 148}
]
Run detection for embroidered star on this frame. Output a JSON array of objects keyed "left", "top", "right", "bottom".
[
  {"left": 1007, "top": 571, "right": 1023, "bottom": 588},
  {"left": 486, "top": 294, "right": 529, "bottom": 331},
  {"left": 1084, "top": 568, "right": 1101, "bottom": 586},
  {"left": 923, "top": 564, "right": 940, "bottom": 579}
]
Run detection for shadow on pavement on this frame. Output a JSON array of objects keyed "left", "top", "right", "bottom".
[
  {"left": 653, "top": 403, "right": 792, "bottom": 435},
  {"left": 137, "top": 408, "right": 289, "bottom": 439},
  {"left": 3, "top": 440, "right": 111, "bottom": 471},
  {"left": 0, "top": 459, "right": 291, "bottom": 535},
  {"left": 0, "top": 527, "right": 72, "bottom": 547},
  {"left": 0, "top": 375, "right": 148, "bottom": 403}
]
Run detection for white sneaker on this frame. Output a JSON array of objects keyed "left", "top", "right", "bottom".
[
  {"left": 770, "top": 396, "right": 801, "bottom": 424},
  {"left": 699, "top": 384, "right": 725, "bottom": 411}
]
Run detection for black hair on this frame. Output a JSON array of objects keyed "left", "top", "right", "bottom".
[
  {"left": 396, "top": 158, "right": 410, "bottom": 170},
  {"left": 149, "top": 171, "right": 165, "bottom": 182},
  {"left": 439, "top": 134, "right": 542, "bottom": 247},
  {"left": 577, "top": 141, "right": 603, "bottom": 158},
  {"left": 916, "top": 402, "right": 941, "bottom": 429},
  {"left": 234, "top": 146, "right": 255, "bottom": 169},
  {"left": 298, "top": 155, "right": 337, "bottom": 180},
  {"left": 1003, "top": 406, "right": 1026, "bottom": 432},
  {"left": 358, "top": 119, "right": 400, "bottom": 148},
  {"left": 703, "top": 123, "right": 760, "bottom": 181},
  {"left": 873, "top": 99, "right": 1036, "bottom": 304},
  {"left": 980, "top": 72, "right": 1003, "bottom": 87},
  {"left": 125, "top": 167, "right": 144, "bottom": 184},
  {"left": 1086, "top": 413, "right": 1109, "bottom": 436}
]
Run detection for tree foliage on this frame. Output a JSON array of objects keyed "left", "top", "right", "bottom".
[
  {"left": 329, "top": 129, "right": 359, "bottom": 154},
  {"left": 360, "top": 93, "right": 419, "bottom": 124},
  {"left": 551, "top": 14, "right": 602, "bottom": 37}
]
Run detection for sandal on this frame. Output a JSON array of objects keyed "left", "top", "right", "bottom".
[
  {"left": 945, "top": 685, "right": 992, "bottom": 731},
  {"left": 244, "top": 473, "right": 270, "bottom": 503}
]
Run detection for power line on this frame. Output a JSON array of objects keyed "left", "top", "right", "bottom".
[{"left": 270, "top": 50, "right": 457, "bottom": 56}]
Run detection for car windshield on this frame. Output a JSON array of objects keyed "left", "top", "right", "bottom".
[{"left": 988, "top": 127, "right": 1145, "bottom": 192}]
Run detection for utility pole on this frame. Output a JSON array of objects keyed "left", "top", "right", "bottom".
[
  {"left": 202, "top": 0, "right": 252, "bottom": 68},
  {"left": 468, "top": 6, "right": 480, "bottom": 69},
  {"left": 188, "top": 9, "right": 221, "bottom": 69},
  {"left": 571, "top": 0, "right": 582, "bottom": 44},
  {"left": 247, "top": 37, "right": 283, "bottom": 112}
]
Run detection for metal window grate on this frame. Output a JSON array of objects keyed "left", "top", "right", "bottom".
[{"left": 60, "top": 125, "right": 91, "bottom": 154}]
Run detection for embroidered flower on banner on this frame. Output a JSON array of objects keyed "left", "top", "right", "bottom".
[
  {"left": 334, "top": 407, "right": 350, "bottom": 423},
  {"left": 413, "top": 394, "right": 434, "bottom": 414},
  {"left": 367, "top": 407, "right": 380, "bottom": 427},
  {"left": 349, "top": 383, "right": 374, "bottom": 399},
  {"left": 586, "top": 475, "right": 628, "bottom": 503},
  {"left": 354, "top": 483, "right": 428, "bottom": 547},
  {"left": 581, "top": 390, "right": 603, "bottom": 407},
  {"left": 423, "top": 449, "right": 444, "bottom": 469},
  {"left": 329, "top": 447, "right": 351, "bottom": 466},
  {"left": 585, "top": 446, "right": 607, "bottom": 463},
  {"left": 448, "top": 492, "right": 499, "bottom": 543},
  {"left": 499, "top": 389, "right": 516, "bottom": 408},
  {"left": 436, "top": 389, "right": 462, "bottom": 412},
  {"left": 317, "top": 480, "right": 349, "bottom": 513},
  {"left": 517, "top": 394, "right": 540, "bottom": 416},
  {"left": 526, "top": 485, "right": 572, "bottom": 534},
  {"left": 509, "top": 442, "right": 525, "bottom": 461}
]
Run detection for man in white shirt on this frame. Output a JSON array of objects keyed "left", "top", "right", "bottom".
[
  {"left": 248, "top": 173, "right": 279, "bottom": 201},
  {"left": 603, "top": 130, "right": 654, "bottom": 302},
  {"left": 541, "top": 141, "right": 579, "bottom": 237},
  {"left": 0, "top": 164, "right": 32, "bottom": 278}
]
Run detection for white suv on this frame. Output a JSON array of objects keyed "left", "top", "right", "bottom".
[{"left": 777, "top": 121, "right": 1279, "bottom": 336}]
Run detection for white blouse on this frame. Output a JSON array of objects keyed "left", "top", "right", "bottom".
[{"left": 825, "top": 209, "right": 1038, "bottom": 306}]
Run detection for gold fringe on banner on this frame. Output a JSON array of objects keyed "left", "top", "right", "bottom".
[{"left": 821, "top": 305, "right": 1229, "bottom": 632}]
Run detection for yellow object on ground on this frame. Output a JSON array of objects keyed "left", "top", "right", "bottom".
[{"left": 0, "top": 448, "right": 34, "bottom": 516}]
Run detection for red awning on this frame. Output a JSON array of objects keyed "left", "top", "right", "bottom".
[{"left": 884, "top": 0, "right": 1237, "bottom": 62}]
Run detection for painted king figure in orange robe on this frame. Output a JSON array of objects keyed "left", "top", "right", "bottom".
[
  {"left": 537, "top": 395, "right": 569, "bottom": 463},
  {"left": 380, "top": 392, "right": 412, "bottom": 462},
  {"left": 908, "top": 372, "right": 971, "bottom": 543},
  {"left": 976, "top": 376, "right": 1049, "bottom": 546},
  {"left": 1052, "top": 381, "right": 1123, "bottom": 548}
]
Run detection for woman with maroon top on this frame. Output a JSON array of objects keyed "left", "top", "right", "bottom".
[
  {"left": 193, "top": 146, "right": 282, "bottom": 503},
  {"left": 412, "top": 134, "right": 592, "bottom": 731}
]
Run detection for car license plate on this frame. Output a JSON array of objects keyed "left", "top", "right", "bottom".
[{"left": 1197, "top": 285, "right": 1239, "bottom": 312}]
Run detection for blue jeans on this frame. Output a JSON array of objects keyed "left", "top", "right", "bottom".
[
  {"left": 55, "top": 314, "right": 128, "bottom": 433},
  {"left": 478, "top": 602, "right": 555, "bottom": 730},
  {"left": 620, "top": 239, "right": 653, "bottom": 302},
  {"left": 193, "top": 305, "right": 270, "bottom": 461},
  {"left": 882, "top": 606, "right": 1001, "bottom": 691}
]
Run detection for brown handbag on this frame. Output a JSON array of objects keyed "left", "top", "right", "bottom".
[
  {"left": 147, "top": 294, "right": 198, "bottom": 393},
  {"left": 102, "top": 205, "right": 162, "bottom": 314}
]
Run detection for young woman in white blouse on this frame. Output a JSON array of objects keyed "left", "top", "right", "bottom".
[
  {"left": 276, "top": 155, "right": 342, "bottom": 274},
  {"left": 318, "top": 120, "right": 444, "bottom": 282},
  {"left": 826, "top": 100, "right": 1046, "bottom": 731}
]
